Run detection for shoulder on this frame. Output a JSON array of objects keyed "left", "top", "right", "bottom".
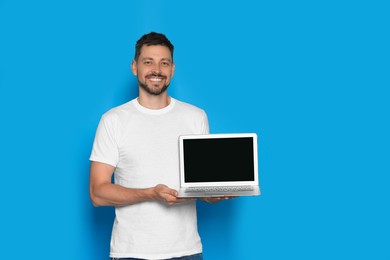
[
  {"left": 101, "top": 100, "right": 135, "bottom": 121},
  {"left": 98, "top": 100, "right": 136, "bottom": 130},
  {"left": 172, "top": 98, "right": 209, "bottom": 134},
  {"left": 173, "top": 98, "right": 207, "bottom": 116}
]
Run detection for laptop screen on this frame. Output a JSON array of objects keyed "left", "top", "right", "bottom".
[{"left": 182, "top": 136, "right": 256, "bottom": 183}]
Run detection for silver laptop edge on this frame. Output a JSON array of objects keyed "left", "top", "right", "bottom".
[{"left": 178, "top": 133, "right": 261, "bottom": 197}]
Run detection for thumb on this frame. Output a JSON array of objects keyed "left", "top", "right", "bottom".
[{"left": 168, "top": 189, "right": 178, "bottom": 197}]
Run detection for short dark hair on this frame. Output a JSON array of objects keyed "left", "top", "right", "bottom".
[{"left": 134, "top": 32, "right": 174, "bottom": 61}]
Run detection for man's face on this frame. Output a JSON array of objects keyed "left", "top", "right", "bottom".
[{"left": 131, "top": 45, "right": 175, "bottom": 96}]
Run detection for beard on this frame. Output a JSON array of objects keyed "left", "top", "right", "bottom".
[
  {"left": 139, "top": 80, "right": 169, "bottom": 96},
  {"left": 138, "top": 73, "right": 170, "bottom": 96}
]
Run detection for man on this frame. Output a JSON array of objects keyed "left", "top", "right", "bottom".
[{"left": 90, "top": 32, "right": 224, "bottom": 260}]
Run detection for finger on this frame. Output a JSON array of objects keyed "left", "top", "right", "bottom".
[
  {"left": 170, "top": 189, "right": 179, "bottom": 197},
  {"left": 207, "top": 197, "right": 228, "bottom": 203},
  {"left": 160, "top": 186, "right": 178, "bottom": 197},
  {"left": 163, "top": 192, "right": 191, "bottom": 204},
  {"left": 163, "top": 192, "right": 177, "bottom": 201},
  {"left": 155, "top": 185, "right": 178, "bottom": 198}
]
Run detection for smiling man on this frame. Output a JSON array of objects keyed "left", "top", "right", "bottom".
[
  {"left": 133, "top": 44, "right": 174, "bottom": 97},
  {"left": 89, "top": 32, "right": 221, "bottom": 260}
]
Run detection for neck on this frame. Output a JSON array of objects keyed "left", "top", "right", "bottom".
[{"left": 137, "top": 92, "right": 171, "bottom": 110}]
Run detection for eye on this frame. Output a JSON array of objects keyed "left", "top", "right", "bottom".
[
  {"left": 143, "top": 60, "right": 152, "bottom": 65},
  {"left": 161, "top": 61, "right": 171, "bottom": 66}
]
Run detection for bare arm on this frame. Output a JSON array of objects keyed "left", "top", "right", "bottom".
[{"left": 89, "top": 161, "right": 190, "bottom": 207}]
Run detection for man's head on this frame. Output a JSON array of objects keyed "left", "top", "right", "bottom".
[
  {"left": 132, "top": 32, "right": 175, "bottom": 96},
  {"left": 134, "top": 32, "right": 174, "bottom": 62}
]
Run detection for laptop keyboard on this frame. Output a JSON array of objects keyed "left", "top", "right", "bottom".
[{"left": 185, "top": 186, "right": 254, "bottom": 193}]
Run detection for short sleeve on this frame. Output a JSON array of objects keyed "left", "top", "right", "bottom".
[
  {"left": 201, "top": 110, "right": 210, "bottom": 134},
  {"left": 89, "top": 114, "right": 119, "bottom": 167}
]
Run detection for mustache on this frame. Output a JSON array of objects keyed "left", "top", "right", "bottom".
[{"left": 146, "top": 73, "right": 167, "bottom": 79}]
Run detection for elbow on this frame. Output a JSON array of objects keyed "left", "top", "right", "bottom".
[
  {"left": 90, "top": 196, "right": 104, "bottom": 207},
  {"left": 91, "top": 199, "right": 101, "bottom": 207},
  {"left": 90, "top": 195, "right": 99, "bottom": 207},
  {"left": 90, "top": 183, "right": 114, "bottom": 207},
  {"left": 90, "top": 190, "right": 103, "bottom": 207}
]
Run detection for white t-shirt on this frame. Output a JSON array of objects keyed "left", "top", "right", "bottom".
[{"left": 90, "top": 97, "right": 209, "bottom": 259}]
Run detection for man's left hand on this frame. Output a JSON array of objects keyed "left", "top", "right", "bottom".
[{"left": 199, "top": 196, "right": 237, "bottom": 204}]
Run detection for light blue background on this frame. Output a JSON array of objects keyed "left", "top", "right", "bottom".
[{"left": 0, "top": 0, "right": 389, "bottom": 259}]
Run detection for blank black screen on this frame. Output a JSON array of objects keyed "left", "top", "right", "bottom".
[{"left": 183, "top": 137, "right": 255, "bottom": 182}]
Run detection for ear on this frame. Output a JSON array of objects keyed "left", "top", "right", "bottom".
[
  {"left": 171, "top": 62, "right": 175, "bottom": 78},
  {"left": 131, "top": 60, "right": 137, "bottom": 76}
]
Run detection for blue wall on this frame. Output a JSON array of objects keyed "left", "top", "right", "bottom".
[{"left": 1, "top": 1, "right": 389, "bottom": 259}]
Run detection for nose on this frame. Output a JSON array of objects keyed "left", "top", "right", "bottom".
[{"left": 152, "top": 64, "right": 161, "bottom": 74}]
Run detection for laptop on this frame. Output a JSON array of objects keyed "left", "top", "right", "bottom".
[{"left": 177, "top": 133, "right": 261, "bottom": 197}]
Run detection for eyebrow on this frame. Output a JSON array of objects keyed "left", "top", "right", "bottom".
[{"left": 141, "top": 57, "right": 172, "bottom": 62}]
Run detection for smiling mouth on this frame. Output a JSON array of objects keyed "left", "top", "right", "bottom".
[
  {"left": 146, "top": 74, "right": 166, "bottom": 82},
  {"left": 148, "top": 77, "right": 163, "bottom": 82}
]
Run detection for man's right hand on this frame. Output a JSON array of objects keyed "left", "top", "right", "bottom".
[
  {"left": 90, "top": 161, "right": 193, "bottom": 207},
  {"left": 153, "top": 184, "right": 193, "bottom": 205}
]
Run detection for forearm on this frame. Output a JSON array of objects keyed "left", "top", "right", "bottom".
[{"left": 91, "top": 182, "right": 156, "bottom": 207}]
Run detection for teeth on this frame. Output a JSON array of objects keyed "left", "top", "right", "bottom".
[{"left": 149, "top": 77, "right": 163, "bottom": 82}]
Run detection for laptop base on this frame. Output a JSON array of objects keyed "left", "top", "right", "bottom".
[{"left": 177, "top": 186, "right": 260, "bottom": 198}]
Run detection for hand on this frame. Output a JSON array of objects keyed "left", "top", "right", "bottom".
[
  {"left": 200, "top": 196, "right": 237, "bottom": 204},
  {"left": 153, "top": 184, "right": 193, "bottom": 205}
]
